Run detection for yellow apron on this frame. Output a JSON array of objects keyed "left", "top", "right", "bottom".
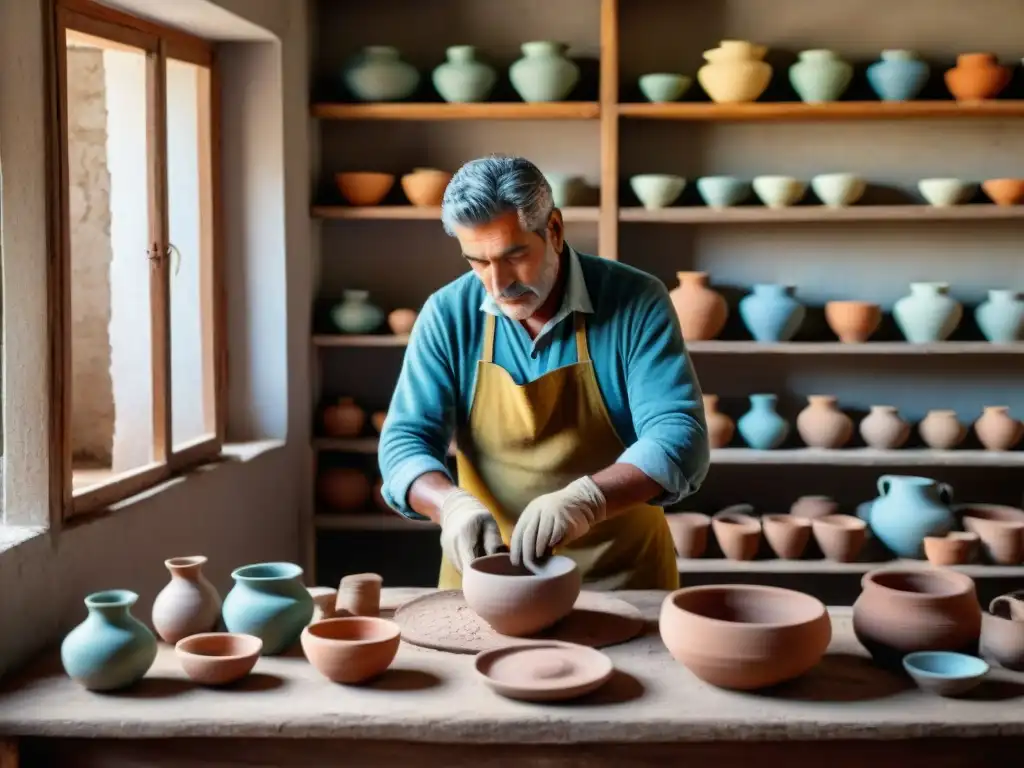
[{"left": 438, "top": 311, "right": 680, "bottom": 591}]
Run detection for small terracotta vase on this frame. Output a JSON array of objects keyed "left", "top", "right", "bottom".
[
  {"left": 811, "top": 514, "right": 867, "bottom": 562},
  {"left": 973, "top": 406, "right": 1023, "bottom": 451},
  {"left": 703, "top": 394, "right": 735, "bottom": 448},
  {"left": 796, "top": 395, "right": 853, "bottom": 449},
  {"left": 318, "top": 468, "right": 371, "bottom": 511},
  {"left": 400, "top": 168, "right": 452, "bottom": 207},
  {"left": 387, "top": 308, "right": 418, "bottom": 335},
  {"left": 669, "top": 272, "right": 729, "bottom": 341},
  {"left": 982, "top": 178, "right": 1024, "bottom": 206},
  {"left": 665, "top": 512, "right": 711, "bottom": 558},
  {"left": 959, "top": 504, "right": 1024, "bottom": 565},
  {"left": 335, "top": 573, "right": 384, "bottom": 618},
  {"left": 824, "top": 301, "right": 881, "bottom": 343},
  {"left": 944, "top": 53, "right": 1011, "bottom": 101},
  {"left": 335, "top": 172, "right": 395, "bottom": 206},
  {"left": 762, "top": 514, "right": 812, "bottom": 560},
  {"left": 322, "top": 397, "right": 366, "bottom": 438},
  {"left": 370, "top": 411, "right": 387, "bottom": 434},
  {"left": 918, "top": 409, "right": 966, "bottom": 450},
  {"left": 711, "top": 506, "right": 761, "bottom": 561},
  {"left": 151, "top": 556, "right": 223, "bottom": 644},
  {"left": 982, "top": 598, "right": 1024, "bottom": 671},
  {"left": 789, "top": 495, "right": 838, "bottom": 519},
  {"left": 859, "top": 405, "right": 911, "bottom": 450},
  {"left": 923, "top": 532, "right": 979, "bottom": 566}
]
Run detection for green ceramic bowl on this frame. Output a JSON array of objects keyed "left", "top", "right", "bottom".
[{"left": 638, "top": 73, "right": 692, "bottom": 103}]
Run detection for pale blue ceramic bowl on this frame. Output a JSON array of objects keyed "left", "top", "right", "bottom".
[
  {"left": 696, "top": 176, "right": 751, "bottom": 208},
  {"left": 902, "top": 651, "right": 989, "bottom": 697},
  {"left": 638, "top": 73, "right": 692, "bottom": 103}
]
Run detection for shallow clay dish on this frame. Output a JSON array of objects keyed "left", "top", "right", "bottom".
[
  {"left": 175, "top": 632, "right": 262, "bottom": 686},
  {"left": 301, "top": 616, "right": 400, "bottom": 684},
  {"left": 335, "top": 172, "right": 395, "bottom": 206},
  {"left": 475, "top": 641, "right": 614, "bottom": 702},
  {"left": 902, "top": 651, "right": 989, "bottom": 697}
]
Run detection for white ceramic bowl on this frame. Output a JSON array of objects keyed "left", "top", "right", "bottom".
[
  {"left": 629, "top": 174, "right": 686, "bottom": 209},
  {"left": 752, "top": 175, "right": 807, "bottom": 208},
  {"left": 696, "top": 175, "right": 751, "bottom": 208},
  {"left": 811, "top": 172, "right": 867, "bottom": 207},
  {"left": 918, "top": 178, "right": 975, "bottom": 207}
]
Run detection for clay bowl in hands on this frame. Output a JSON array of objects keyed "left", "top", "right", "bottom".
[
  {"left": 463, "top": 553, "right": 581, "bottom": 637},
  {"left": 335, "top": 172, "right": 395, "bottom": 206},
  {"left": 175, "top": 632, "right": 262, "bottom": 686},
  {"left": 902, "top": 651, "right": 988, "bottom": 697},
  {"left": 981, "top": 178, "right": 1024, "bottom": 206},
  {"left": 659, "top": 585, "right": 831, "bottom": 690},
  {"left": 923, "top": 531, "right": 979, "bottom": 566},
  {"left": 301, "top": 616, "right": 400, "bottom": 684}
]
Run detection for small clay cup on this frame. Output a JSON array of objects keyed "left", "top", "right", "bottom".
[
  {"left": 958, "top": 504, "right": 1024, "bottom": 565},
  {"left": 175, "top": 633, "right": 262, "bottom": 686},
  {"left": 824, "top": 301, "right": 881, "bottom": 343},
  {"left": 981, "top": 597, "right": 1024, "bottom": 671},
  {"left": 812, "top": 514, "right": 867, "bottom": 562},
  {"left": 711, "top": 507, "right": 761, "bottom": 561},
  {"left": 923, "top": 531, "right": 978, "bottom": 566},
  {"left": 762, "top": 514, "right": 812, "bottom": 560},
  {"left": 665, "top": 512, "right": 711, "bottom": 558},
  {"left": 789, "top": 495, "right": 838, "bottom": 519},
  {"left": 335, "top": 172, "right": 395, "bottom": 206},
  {"left": 989, "top": 590, "right": 1024, "bottom": 621},
  {"left": 336, "top": 573, "right": 383, "bottom": 617},
  {"left": 301, "top": 617, "right": 401, "bottom": 684},
  {"left": 982, "top": 178, "right": 1024, "bottom": 206}
]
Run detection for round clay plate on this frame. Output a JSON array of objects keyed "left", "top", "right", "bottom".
[
  {"left": 475, "top": 641, "right": 614, "bottom": 702},
  {"left": 393, "top": 590, "right": 646, "bottom": 654}
]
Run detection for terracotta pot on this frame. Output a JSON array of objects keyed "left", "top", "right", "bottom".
[
  {"left": 762, "top": 514, "right": 812, "bottom": 559},
  {"left": 958, "top": 504, "right": 1024, "bottom": 565},
  {"left": 796, "top": 395, "right": 853, "bottom": 449},
  {"left": 918, "top": 409, "right": 966, "bottom": 450},
  {"left": 973, "top": 405, "right": 1023, "bottom": 451},
  {"left": 859, "top": 405, "right": 911, "bottom": 450},
  {"left": 174, "top": 633, "right": 262, "bottom": 686},
  {"left": 400, "top": 168, "right": 452, "bottom": 207},
  {"left": 789, "top": 495, "right": 838, "bottom": 519},
  {"left": 335, "top": 172, "right": 395, "bottom": 206},
  {"left": 711, "top": 506, "right": 761, "bottom": 561},
  {"left": 336, "top": 573, "right": 383, "bottom": 618},
  {"left": 944, "top": 53, "right": 1011, "bottom": 101},
  {"left": 322, "top": 397, "right": 366, "bottom": 438},
  {"left": 387, "top": 308, "right": 418, "bottom": 335},
  {"left": 982, "top": 178, "right": 1024, "bottom": 206},
  {"left": 669, "top": 272, "right": 728, "bottom": 341},
  {"left": 665, "top": 512, "right": 711, "bottom": 558},
  {"left": 981, "top": 599, "right": 1024, "bottom": 671},
  {"left": 824, "top": 301, "right": 881, "bottom": 343},
  {"left": 301, "top": 617, "right": 401, "bottom": 684},
  {"left": 923, "top": 531, "right": 979, "bottom": 566},
  {"left": 318, "top": 468, "right": 371, "bottom": 511},
  {"left": 308, "top": 587, "right": 338, "bottom": 623},
  {"left": 852, "top": 568, "right": 982, "bottom": 668},
  {"left": 462, "top": 553, "right": 581, "bottom": 637},
  {"left": 703, "top": 394, "right": 735, "bottom": 448},
  {"left": 659, "top": 584, "right": 831, "bottom": 690},
  {"left": 811, "top": 514, "right": 867, "bottom": 562},
  {"left": 151, "top": 556, "right": 222, "bottom": 644}
]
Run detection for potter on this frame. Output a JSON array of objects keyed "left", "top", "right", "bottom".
[{"left": 378, "top": 155, "right": 710, "bottom": 589}]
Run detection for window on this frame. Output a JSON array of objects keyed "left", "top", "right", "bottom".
[{"left": 52, "top": 0, "right": 225, "bottom": 518}]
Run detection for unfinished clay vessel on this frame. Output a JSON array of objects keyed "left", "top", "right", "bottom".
[
  {"left": 463, "top": 553, "right": 581, "bottom": 637},
  {"left": 944, "top": 53, "right": 1010, "bottom": 101},
  {"left": 789, "top": 495, "right": 838, "bottom": 519},
  {"left": 387, "top": 308, "right": 418, "bottom": 335},
  {"left": 796, "top": 395, "right": 853, "bottom": 449},
  {"left": 859, "top": 405, "right": 911, "bottom": 450},
  {"left": 958, "top": 504, "right": 1024, "bottom": 565},
  {"left": 762, "top": 514, "right": 812, "bottom": 559},
  {"left": 973, "top": 406, "right": 1022, "bottom": 451},
  {"left": 703, "top": 394, "right": 734, "bottom": 448},
  {"left": 301, "top": 617, "right": 401, "bottom": 684},
  {"left": 811, "top": 514, "right": 867, "bottom": 562},
  {"left": 665, "top": 512, "right": 711, "bottom": 558},
  {"left": 322, "top": 397, "right": 366, "bottom": 438},
  {"left": 824, "top": 301, "right": 881, "bottom": 343},
  {"left": 923, "top": 532, "right": 979, "bottom": 566},
  {"left": 308, "top": 587, "right": 338, "bottom": 623},
  {"left": 711, "top": 506, "right": 761, "bottom": 561},
  {"left": 318, "top": 468, "right": 371, "bottom": 511},
  {"left": 660, "top": 585, "right": 831, "bottom": 690},
  {"left": 174, "top": 632, "right": 262, "bottom": 686},
  {"left": 400, "top": 168, "right": 452, "bottom": 207},
  {"left": 335, "top": 172, "right": 395, "bottom": 206},
  {"left": 151, "top": 555, "right": 222, "bottom": 644},
  {"left": 919, "top": 409, "right": 966, "bottom": 450},
  {"left": 336, "top": 573, "right": 383, "bottom": 617},
  {"left": 982, "top": 178, "right": 1024, "bottom": 206},
  {"left": 852, "top": 568, "right": 982, "bottom": 669},
  {"left": 669, "top": 272, "right": 728, "bottom": 341},
  {"left": 981, "top": 598, "right": 1024, "bottom": 671}
]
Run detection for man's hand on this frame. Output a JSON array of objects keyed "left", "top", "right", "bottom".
[
  {"left": 510, "top": 476, "right": 607, "bottom": 569},
  {"left": 438, "top": 489, "right": 505, "bottom": 574}
]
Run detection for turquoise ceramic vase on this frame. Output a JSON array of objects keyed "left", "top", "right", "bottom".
[
  {"left": 789, "top": 49, "right": 853, "bottom": 103},
  {"left": 331, "top": 290, "right": 385, "bottom": 334},
  {"left": 739, "top": 284, "right": 807, "bottom": 342},
  {"left": 975, "top": 289, "right": 1023, "bottom": 343},
  {"left": 432, "top": 45, "right": 497, "bottom": 103},
  {"left": 866, "top": 50, "right": 930, "bottom": 101},
  {"left": 893, "top": 282, "right": 963, "bottom": 343},
  {"left": 343, "top": 46, "right": 420, "bottom": 102},
  {"left": 737, "top": 394, "right": 790, "bottom": 450},
  {"left": 61, "top": 590, "right": 158, "bottom": 691},
  {"left": 866, "top": 475, "right": 955, "bottom": 559},
  {"left": 222, "top": 562, "right": 314, "bottom": 655},
  {"left": 509, "top": 41, "right": 580, "bottom": 102}
]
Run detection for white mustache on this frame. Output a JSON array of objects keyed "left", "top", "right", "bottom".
[{"left": 499, "top": 283, "right": 536, "bottom": 300}]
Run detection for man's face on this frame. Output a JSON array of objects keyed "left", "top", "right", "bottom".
[{"left": 455, "top": 211, "right": 563, "bottom": 321}]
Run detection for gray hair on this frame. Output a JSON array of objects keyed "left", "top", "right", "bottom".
[{"left": 440, "top": 155, "right": 554, "bottom": 237}]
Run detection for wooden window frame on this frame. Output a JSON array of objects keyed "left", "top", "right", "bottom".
[{"left": 50, "top": 0, "right": 226, "bottom": 520}]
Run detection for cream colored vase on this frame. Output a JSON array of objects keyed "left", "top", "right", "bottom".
[{"left": 697, "top": 40, "right": 773, "bottom": 103}]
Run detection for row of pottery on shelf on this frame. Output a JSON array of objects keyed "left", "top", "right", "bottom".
[
  {"left": 705, "top": 392, "right": 1023, "bottom": 452},
  {"left": 331, "top": 291, "right": 418, "bottom": 335},
  {"left": 336, "top": 168, "right": 452, "bottom": 207},
  {"left": 343, "top": 42, "right": 580, "bottom": 103},
  {"left": 669, "top": 274, "right": 1024, "bottom": 344}
]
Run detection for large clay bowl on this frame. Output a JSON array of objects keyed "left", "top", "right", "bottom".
[
  {"left": 335, "top": 172, "right": 395, "bottom": 206},
  {"left": 463, "top": 554, "right": 581, "bottom": 637},
  {"left": 301, "top": 616, "right": 400, "bottom": 684},
  {"left": 175, "top": 633, "right": 262, "bottom": 686},
  {"left": 982, "top": 178, "right": 1024, "bottom": 206},
  {"left": 659, "top": 585, "right": 831, "bottom": 690}
]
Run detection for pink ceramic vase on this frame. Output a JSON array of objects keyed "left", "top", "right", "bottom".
[
  {"left": 703, "top": 394, "right": 735, "bottom": 448},
  {"left": 151, "top": 556, "right": 222, "bottom": 644},
  {"left": 973, "top": 406, "right": 1023, "bottom": 451},
  {"left": 919, "top": 409, "right": 965, "bottom": 450},
  {"left": 669, "top": 272, "right": 728, "bottom": 341},
  {"left": 859, "top": 405, "right": 910, "bottom": 450},
  {"left": 796, "top": 395, "right": 853, "bottom": 449}
]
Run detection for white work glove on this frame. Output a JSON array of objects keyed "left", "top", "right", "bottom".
[
  {"left": 510, "top": 476, "right": 607, "bottom": 570},
  {"left": 438, "top": 489, "right": 505, "bottom": 574}
]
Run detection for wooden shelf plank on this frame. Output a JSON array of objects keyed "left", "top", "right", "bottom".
[
  {"left": 312, "top": 205, "right": 600, "bottom": 222},
  {"left": 620, "top": 205, "right": 1024, "bottom": 224},
  {"left": 617, "top": 100, "right": 1024, "bottom": 122},
  {"left": 313, "top": 334, "right": 409, "bottom": 347},
  {"left": 711, "top": 448, "right": 1024, "bottom": 467},
  {"left": 311, "top": 102, "right": 601, "bottom": 121},
  {"left": 313, "top": 437, "right": 381, "bottom": 453},
  {"left": 315, "top": 513, "right": 437, "bottom": 531},
  {"left": 676, "top": 556, "right": 1024, "bottom": 577}
]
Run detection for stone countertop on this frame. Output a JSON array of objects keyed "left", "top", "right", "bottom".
[{"left": 0, "top": 588, "right": 1022, "bottom": 744}]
